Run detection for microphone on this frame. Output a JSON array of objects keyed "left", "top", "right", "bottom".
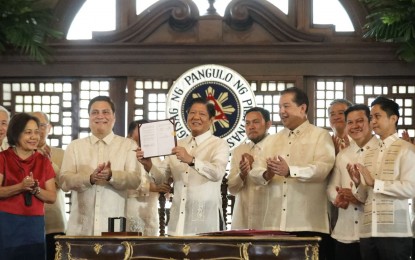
[{"left": 24, "top": 192, "right": 32, "bottom": 206}]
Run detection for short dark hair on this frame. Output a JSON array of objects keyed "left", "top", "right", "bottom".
[
  {"left": 344, "top": 104, "right": 370, "bottom": 121},
  {"left": 187, "top": 97, "right": 216, "bottom": 119},
  {"left": 127, "top": 119, "right": 149, "bottom": 137},
  {"left": 88, "top": 96, "right": 116, "bottom": 114},
  {"left": 7, "top": 113, "right": 40, "bottom": 146},
  {"left": 328, "top": 99, "right": 354, "bottom": 113},
  {"left": 280, "top": 87, "right": 309, "bottom": 113},
  {"left": 245, "top": 107, "right": 271, "bottom": 122},
  {"left": 370, "top": 96, "right": 400, "bottom": 127}
]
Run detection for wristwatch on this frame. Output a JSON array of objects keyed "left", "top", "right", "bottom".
[{"left": 188, "top": 157, "right": 195, "bottom": 166}]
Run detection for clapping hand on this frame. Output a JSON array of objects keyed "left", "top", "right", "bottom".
[
  {"left": 333, "top": 186, "right": 349, "bottom": 209},
  {"left": 98, "top": 161, "right": 112, "bottom": 181},
  {"left": 150, "top": 183, "right": 171, "bottom": 193},
  {"left": 264, "top": 156, "right": 288, "bottom": 180},
  {"left": 90, "top": 161, "right": 112, "bottom": 184},
  {"left": 266, "top": 156, "right": 289, "bottom": 177},
  {"left": 332, "top": 135, "right": 350, "bottom": 155},
  {"left": 347, "top": 163, "right": 361, "bottom": 187},
  {"left": 239, "top": 153, "right": 253, "bottom": 181},
  {"left": 354, "top": 163, "right": 374, "bottom": 187},
  {"left": 347, "top": 163, "right": 374, "bottom": 187},
  {"left": 21, "top": 172, "right": 36, "bottom": 192},
  {"left": 334, "top": 183, "right": 361, "bottom": 209},
  {"left": 402, "top": 130, "right": 415, "bottom": 145},
  {"left": 264, "top": 156, "right": 278, "bottom": 180},
  {"left": 37, "top": 145, "right": 51, "bottom": 159}
]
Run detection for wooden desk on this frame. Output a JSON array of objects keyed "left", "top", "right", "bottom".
[{"left": 55, "top": 235, "right": 320, "bottom": 260}]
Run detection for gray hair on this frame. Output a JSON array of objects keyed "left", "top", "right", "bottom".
[
  {"left": 0, "top": 106, "right": 10, "bottom": 122},
  {"left": 29, "top": 111, "right": 50, "bottom": 123},
  {"left": 328, "top": 99, "right": 353, "bottom": 113}
]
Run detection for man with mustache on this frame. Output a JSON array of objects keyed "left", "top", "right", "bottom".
[{"left": 228, "top": 107, "right": 272, "bottom": 230}]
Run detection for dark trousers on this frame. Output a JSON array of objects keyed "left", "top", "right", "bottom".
[
  {"left": 335, "top": 240, "right": 361, "bottom": 260},
  {"left": 46, "top": 232, "right": 65, "bottom": 260},
  {"left": 290, "top": 231, "right": 331, "bottom": 260},
  {"left": 360, "top": 237, "right": 412, "bottom": 260},
  {"left": 219, "top": 211, "right": 225, "bottom": 231},
  {"left": 412, "top": 238, "right": 415, "bottom": 260},
  {"left": 326, "top": 235, "right": 336, "bottom": 260}
]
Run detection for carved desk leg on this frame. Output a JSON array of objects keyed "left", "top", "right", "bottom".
[
  {"left": 54, "top": 241, "right": 62, "bottom": 260},
  {"left": 221, "top": 175, "right": 229, "bottom": 229},
  {"left": 159, "top": 192, "right": 166, "bottom": 236}
]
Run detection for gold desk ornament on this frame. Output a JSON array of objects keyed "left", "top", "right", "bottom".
[
  {"left": 54, "top": 241, "right": 62, "bottom": 260},
  {"left": 241, "top": 242, "right": 251, "bottom": 259},
  {"left": 66, "top": 242, "right": 72, "bottom": 260},
  {"left": 93, "top": 243, "right": 103, "bottom": 255},
  {"left": 272, "top": 244, "right": 281, "bottom": 256},
  {"left": 304, "top": 243, "right": 319, "bottom": 260},
  {"left": 312, "top": 243, "right": 319, "bottom": 260},
  {"left": 121, "top": 241, "right": 132, "bottom": 260},
  {"left": 182, "top": 244, "right": 191, "bottom": 256}
]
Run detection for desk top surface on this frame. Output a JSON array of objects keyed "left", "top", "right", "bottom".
[{"left": 56, "top": 235, "right": 321, "bottom": 242}]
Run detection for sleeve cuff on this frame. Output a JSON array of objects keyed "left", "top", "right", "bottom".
[
  {"left": 289, "top": 166, "right": 298, "bottom": 178},
  {"left": 373, "top": 179, "right": 384, "bottom": 193},
  {"left": 108, "top": 170, "right": 118, "bottom": 184}
]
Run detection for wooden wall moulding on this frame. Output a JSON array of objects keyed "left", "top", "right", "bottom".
[
  {"left": 93, "top": 0, "right": 327, "bottom": 44},
  {"left": 1, "top": 0, "right": 415, "bottom": 77},
  {"left": 224, "top": 0, "right": 325, "bottom": 42}
]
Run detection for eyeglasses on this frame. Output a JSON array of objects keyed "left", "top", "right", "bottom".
[{"left": 39, "top": 123, "right": 49, "bottom": 129}]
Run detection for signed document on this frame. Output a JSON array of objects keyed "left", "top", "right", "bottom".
[{"left": 138, "top": 118, "right": 177, "bottom": 158}]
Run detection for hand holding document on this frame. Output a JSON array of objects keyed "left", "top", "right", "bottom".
[{"left": 138, "top": 118, "right": 177, "bottom": 158}]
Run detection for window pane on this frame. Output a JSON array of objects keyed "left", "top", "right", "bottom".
[
  {"left": 313, "top": 0, "right": 354, "bottom": 32},
  {"left": 136, "top": 0, "right": 158, "bottom": 14},
  {"left": 268, "top": 0, "right": 288, "bottom": 14},
  {"left": 67, "top": 0, "right": 116, "bottom": 40},
  {"left": 314, "top": 79, "right": 345, "bottom": 128}
]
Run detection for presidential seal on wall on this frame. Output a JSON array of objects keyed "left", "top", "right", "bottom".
[{"left": 166, "top": 64, "right": 256, "bottom": 150}]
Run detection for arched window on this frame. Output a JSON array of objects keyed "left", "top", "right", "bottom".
[{"left": 67, "top": 0, "right": 116, "bottom": 40}]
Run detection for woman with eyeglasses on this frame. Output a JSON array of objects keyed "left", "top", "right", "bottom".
[{"left": 0, "top": 113, "right": 56, "bottom": 259}]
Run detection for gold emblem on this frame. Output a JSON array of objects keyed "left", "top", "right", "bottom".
[
  {"left": 182, "top": 244, "right": 191, "bottom": 256},
  {"left": 93, "top": 243, "right": 103, "bottom": 255},
  {"left": 272, "top": 244, "right": 281, "bottom": 256}
]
